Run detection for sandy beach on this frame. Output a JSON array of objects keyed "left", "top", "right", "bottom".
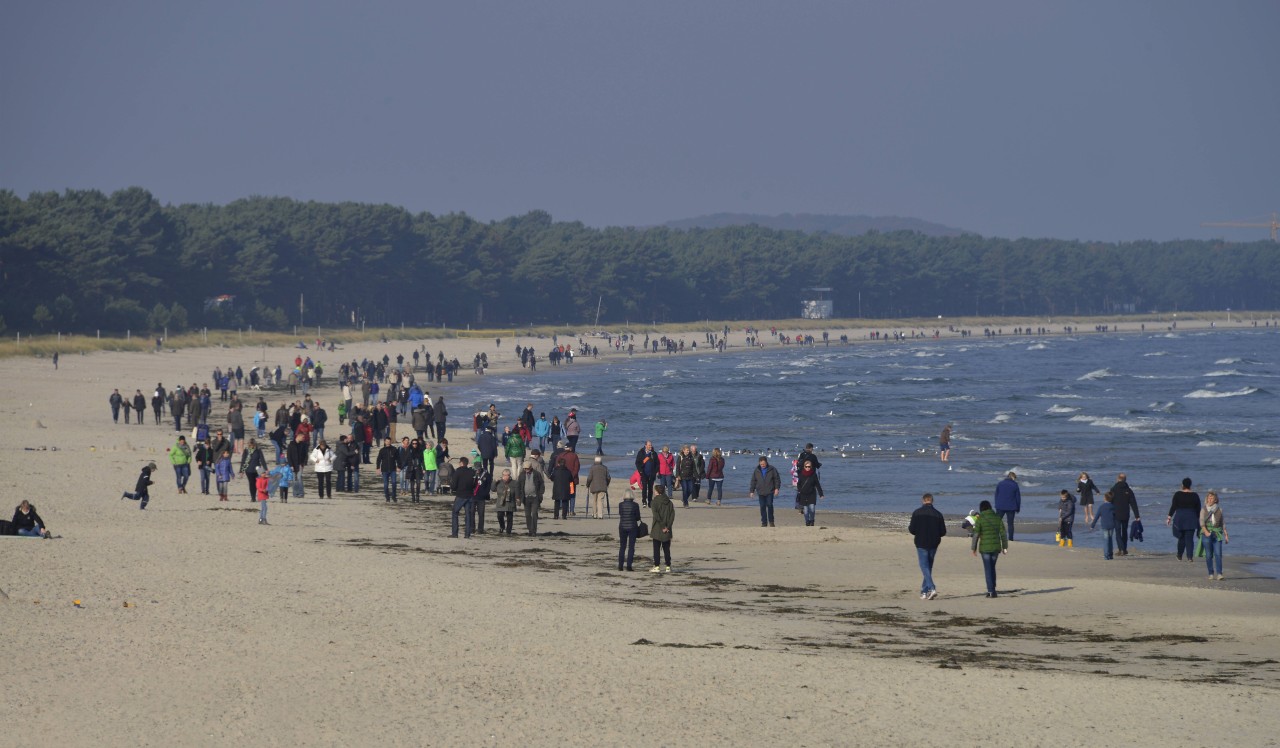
[{"left": 2, "top": 321, "right": 1278, "bottom": 747}]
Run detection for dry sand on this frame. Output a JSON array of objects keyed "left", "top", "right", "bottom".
[{"left": 2, "top": 324, "right": 1278, "bottom": 747}]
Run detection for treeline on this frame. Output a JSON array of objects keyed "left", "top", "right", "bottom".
[{"left": 1, "top": 187, "right": 1276, "bottom": 335}]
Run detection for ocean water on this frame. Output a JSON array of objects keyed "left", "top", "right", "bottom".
[{"left": 453, "top": 329, "right": 1279, "bottom": 572}]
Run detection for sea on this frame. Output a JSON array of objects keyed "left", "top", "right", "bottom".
[{"left": 451, "top": 328, "right": 1280, "bottom": 576}]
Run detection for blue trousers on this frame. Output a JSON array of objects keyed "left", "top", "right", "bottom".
[
  {"left": 618, "top": 528, "right": 638, "bottom": 569},
  {"left": 451, "top": 496, "right": 473, "bottom": 537},
  {"left": 999, "top": 510, "right": 1016, "bottom": 540},
  {"left": 758, "top": 494, "right": 775, "bottom": 525},
  {"left": 980, "top": 552, "right": 999, "bottom": 594},
  {"left": 916, "top": 546, "right": 938, "bottom": 594}
]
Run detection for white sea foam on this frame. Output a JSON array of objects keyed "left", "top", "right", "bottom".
[
  {"left": 1078, "top": 368, "right": 1114, "bottom": 381},
  {"left": 1185, "top": 387, "right": 1259, "bottom": 399},
  {"left": 1204, "top": 369, "right": 1245, "bottom": 377},
  {"left": 1143, "top": 351, "right": 1170, "bottom": 357},
  {"left": 1196, "top": 440, "right": 1278, "bottom": 450},
  {"left": 988, "top": 413, "right": 1012, "bottom": 424},
  {"left": 1070, "top": 414, "right": 1206, "bottom": 435},
  {"left": 1026, "top": 343, "right": 1048, "bottom": 350},
  {"left": 1046, "top": 405, "right": 1080, "bottom": 414},
  {"left": 1036, "top": 393, "right": 1086, "bottom": 399},
  {"left": 1215, "top": 357, "right": 1242, "bottom": 364}
]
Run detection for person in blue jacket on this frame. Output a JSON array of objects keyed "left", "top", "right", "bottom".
[
  {"left": 1090, "top": 491, "right": 1118, "bottom": 559},
  {"left": 993, "top": 471, "right": 1022, "bottom": 540}
]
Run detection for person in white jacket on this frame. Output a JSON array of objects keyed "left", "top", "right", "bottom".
[{"left": 310, "top": 440, "right": 336, "bottom": 498}]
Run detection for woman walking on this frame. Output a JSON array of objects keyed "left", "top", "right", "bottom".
[
  {"left": 493, "top": 469, "right": 516, "bottom": 534},
  {"left": 795, "top": 459, "right": 824, "bottom": 526},
  {"left": 1077, "top": 471, "right": 1100, "bottom": 524},
  {"left": 1201, "top": 492, "right": 1228, "bottom": 580},
  {"left": 1166, "top": 477, "right": 1201, "bottom": 561},
  {"left": 649, "top": 485, "right": 675, "bottom": 573},
  {"left": 705, "top": 448, "right": 725, "bottom": 505},
  {"left": 405, "top": 438, "right": 425, "bottom": 502},
  {"left": 677, "top": 444, "right": 697, "bottom": 507},
  {"left": 310, "top": 440, "right": 335, "bottom": 499},
  {"left": 971, "top": 499, "right": 1008, "bottom": 597}
]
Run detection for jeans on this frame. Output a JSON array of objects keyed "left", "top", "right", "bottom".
[
  {"left": 1176, "top": 529, "right": 1197, "bottom": 559},
  {"left": 1116, "top": 519, "right": 1130, "bottom": 553},
  {"left": 999, "top": 510, "right": 1016, "bottom": 540},
  {"left": 652, "top": 539, "right": 671, "bottom": 567},
  {"left": 382, "top": 471, "right": 398, "bottom": 501},
  {"left": 758, "top": 494, "right": 775, "bottom": 525},
  {"left": 424, "top": 470, "right": 436, "bottom": 494},
  {"left": 259, "top": 500, "right": 268, "bottom": 523},
  {"left": 1204, "top": 533, "right": 1223, "bottom": 575},
  {"left": 174, "top": 464, "right": 190, "bottom": 490},
  {"left": 680, "top": 478, "right": 694, "bottom": 506},
  {"left": 17, "top": 527, "right": 44, "bottom": 537},
  {"left": 199, "top": 467, "right": 211, "bottom": 494},
  {"left": 802, "top": 503, "right": 816, "bottom": 525},
  {"left": 980, "top": 551, "right": 1000, "bottom": 594},
  {"left": 292, "top": 472, "right": 304, "bottom": 498},
  {"left": 352, "top": 465, "right": 361, "bottom": 492},
  {"left": 596, "top": 438, "right": 604, "bottom": 455},
  {"left": 451, "top": 496, "right": 473, "bottom": 537},
  {"left": 916, "top": 546, "right": 938, "bottom": 594},
  {"left": 618, "top": 528, "right": 637, "bottom": 568},
  {"left": 707, "top": 479, "right": 723, "bottom": 503},
  {"left": 657, "top": 475, "right": 673, "bottom": 496},
  {"left": 1101, "top": 528, "right": 1115, "bottom": 559}
]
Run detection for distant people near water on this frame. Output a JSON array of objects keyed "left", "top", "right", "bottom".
[
  {"left": 1109, "top": 473, "right": 1141, "bottom": 556},
  {"left": 795, "top": 458, "right": 824, "bottom": 526},
  {"left": 1057, "top": 489, "right": 1075, "bottom": 548},
  {"left": 971, "top": 500, "right": 1008, "bottom": 598},
  {"left": 939, "top": 424, "right": 952, "bottom": 463},
  {"left": 1076, "top": 471, "right": 1100, "bottom": 524},
  {"left": 1167, "top": 477, "right": 1201, "bottom": 562},
  {"left": 993, "top": 471, "right": 1021, "bottom": 540},
  {"left": 908, "top": 493, "right": 946, "bottom": 600},
  {"left": 1200, "top": 491, "right": 1228, "bottom": 581}
]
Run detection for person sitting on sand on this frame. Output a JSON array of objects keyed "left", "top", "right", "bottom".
[{"left": 11, "top": 500, "right": 52, "bottom": 538}]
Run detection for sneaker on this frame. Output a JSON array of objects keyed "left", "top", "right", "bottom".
[
  {"left": 663, "top": 565, "right": 671, "bottom": 573},
  {"left": 921, "top": 592, "right": 929, "bottom": 600},
  {"left": 258, "top": 519, "right": 269, "bottom": 525},
  {"left": 649, "top": 566, "right": 661, "bottom": 573},
  {"left": 1217, "top": 574, "right": 1225, "bottom": 580},
  {"left": 1208, "top": 575, "right": 1215, "bottom": 581},
  {"left": 927, "top": 590, "right": 938, "bottom": 600}
]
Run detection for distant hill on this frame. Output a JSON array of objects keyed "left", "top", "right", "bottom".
[{"left": 664, "top": 212, "right": 974, "bottom": 238}]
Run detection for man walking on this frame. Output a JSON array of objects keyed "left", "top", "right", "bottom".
[
  {"left": 749, "top": 456, "right": 782, "bottom": 527},
  {"left": 450, "top": 456, "right": 477, "bottom": 538},
  {"left": 586, "top": 456, "right": 611, "bottom": 519},
  {"left": 1110, "top": 472, "right": 1141, "bottom": 556},
  {"left": 634, "top": 441, "right": 659, "bottom": 507},
  {"left": 515, "top": 460, "right": 545, "bottom": 536},
  {"left": 993, "top": 471, "right": 1021, "bottom": 540},
  {"left": 908, "top": 493, "right": 947, "bottom": 600}
]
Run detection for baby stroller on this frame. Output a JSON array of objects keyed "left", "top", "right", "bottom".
[{"left": 436, "top": 460, "right": 455, "bottom": 495}]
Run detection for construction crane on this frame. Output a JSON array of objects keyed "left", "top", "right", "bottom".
[{"left": 1202, "top": 211, "right": 1278, "bottom": 241}]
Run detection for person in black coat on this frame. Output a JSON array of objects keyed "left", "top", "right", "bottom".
[
  {"left": 1109, "top": 473, "right": 1141, "bottom": 556},
  {"left": 285, "top": 434, "right": 309, "bottom": 501},
  {"left": 514, "top": 461, "right": 545, "bottom": 536},
  {"left": 12, "top": 500, "right": 51, "bottom": 538},
  {"left": 122, "top": 462, "right": 157, "bottom": 509},
  {"left": 908, "top": 493, "right": 947, "bottom": 600},
  {"left": 551, "top": 458, "right": 574, "bottom": 520},
  {"left": 617, "top": 493, "right": 642, "bottom": 571},
  {"left": 450, "top": 457, "right": 477, "bottom": 538}
]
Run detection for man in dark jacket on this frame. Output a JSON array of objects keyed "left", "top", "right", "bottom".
[
  {"left": 109, "top": 389, "right": 124, "bottom": 423},
  {"left": 993, "top": 471, "right": 1021, "bottom": 540},
  {"left": 476, "top": 428, "right": 498, "bottom": 476},
  {"left": 515, "top": 460, "right": 545, "bottom": 536},
  {"left": 286, "top": 433, "right": 309, "bottom": 500},
  {"left": 1110, "top": 473, "right": 1141, "bottom": 556},
  {"left": 748, "top": 456, "right": 782, "bottom": 527},
  {"left": 635, "top": 441, "right": 659, "bottom": 507},
  {"left": 332, "top": 436, "right": 351, "bottom": 492},
  {"left": 376, "top": 438, "right": 400, "bottom": 502},
  {"left": 433, "top": 396, "right": 448, "bottom": 439},
  {"left": 450, "top": 457, "right": 477, "bottom": 538},
  {"left": 908, "top": 493, "right": 947, "bottom": 600}
]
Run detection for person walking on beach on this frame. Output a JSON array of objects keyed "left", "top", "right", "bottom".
[
  {"left": 657, "top": 445, "right": 676, "bottom": 497},
  {"left": 377, "top": 437, "right": 400, "bottom": 502},
  {"left": 677, "top": 444, "right": 698, "bottom": 507},
  {"left": 516, "top": 460, "right": 545, "bottom": 536},
  {"left": 1167, "top": 478, "right": 1201, "bottom": 562},
  {"left": 433, "top": 396, "right": 447, "bottom": 440},
  {"left": 939, "top": 424, "right": 952, "bottom": 463},
  {"left": 971, "top": 500, "right": 1008, "bottom": 597},
  {"left": 649, "top": 485, "right": 675, "bottom": 573},
  {"left": 795, "top": 458, "right": 825, "bottom": 526},
  {"left": 450, "top": 457, "right": 477, "bottom": 538},
  {"left": 594, "top": 419, "right": 607, "bottom": 455},
  {"left": 1077, "top": 471, "right": 1100, "bottom": 524},
  {"left": 749, "top": 455, "right": 782, "bottom": 527},
  {"left": 1057, "top": 489, "right": 1075, "bottom": 547},
  {"left": 132, "top": 390, "right": 146, "bottom": 425},
  {"left": 214, "top": 449, "right": 234, "bottom": 502},
  {"left": 493, "top": 469, "right": 516, "bottom": 535},
  {"left": 168, "top": 436, "right": 192, "bottom": 494},
  {"left": 310, "top": 440, "right": 335, "bottom": 499},
  {"left": 122, "top": 462, "right": 157, "bottom": 509},
  {"left": 1090, "top": 492, "right": 1117, "bottom": 559},
  {"left": 564, "top": 410, "right": 581, "bottom": 452},
  {"left": 617, "top": 489, "right": 641, "bottom": 571},
  {"left": 286, "top": 433, "right": 309, "bottom": 500},
  {"left": 550, "top": 456, "right": 573, "bottom": 520},
  {"left": 1201, "top": 492, "right": 1228, "bottom": 580},
  {"left": 909, "top": 493, "right": 946, "bottom": 600},
  {"left": 586, "top": 456, "right": 611, "bottom": 519},
  {"left": 993, "top": 471, "right": 1021, "bottom": 540},
  {"left": 240, "top": 439, "right": 267, "bottom": 499},
  {"left": 635, "top": 441, "right": 659, "bottom": 507},
  {"left": 1109, "top": 473, "right": 1140, "bottom": 556},
  {"left": 110, "top": 389, "right": 123, "bottom": 423},
  {"left": 705, "top": 448, "right": 725, "bottom": 506}
]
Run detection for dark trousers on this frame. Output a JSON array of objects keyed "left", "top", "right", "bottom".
[
  {"left": 382, "top": 471, "right": 397, "bottom": 501},
  {"left": 1176, "top": 529, "right": 1197, "bottom": 559},
  {"left": 123, "top": 489, "right": 150, "bottom": 509},
  {"left": 497, "top": 510, "right": 514, "bottom": 533},
  {"left": 758, "top": 494, "right": 775, "bottom": 525},
  {"left": 652, "top": 539, "right": 671, "bottom": 567},
  {"left": 618, "top": 528, "right": 637, "bottom": 569},
  {"left": 316, "top": 471, "right": 332, "bottom": 498},
  {"left": 451, "top": 496, "right": 473, "bottom": 537},
  {"left": 554, "top": 496, "right": 569, "bottom": 519},
  {"left": 680, "top": 478, "right": 694, "bottom": 506},
  {"left": 981, "top": 552, "right": 999, "bottom": 594},
  {"left": 1116, "top": 519, "right": 1131, "bottom": 553},
  {"left": 471, "top": 500, "right": 486, "bottom": 533},
  {"left": 641, "top": 475, "right": 655, "bottom": 506},
  {"left": 567, "top": 435, "right": 579, "bottom": 451},
  {"left": 244, "top": 472, "right": 256, "bottom": 498},
  {"left": 999, "top": 510, "right": 1017, "bottom": 540},
  {"left": 524, "top": 501, "right": 539, "bottom": 535},
  {"left": 408, "top": 477, "right": 421, "bottom": 502},
  {"left": 435, "top": 421, "right": 446, "bottom": 439}
]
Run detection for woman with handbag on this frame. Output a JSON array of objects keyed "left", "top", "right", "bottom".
[{"left": 617, "top": 490, "right": 642, "bottom": 571}]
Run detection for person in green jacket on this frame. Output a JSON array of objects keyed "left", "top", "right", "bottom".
[
  {"left": 422, "top": 440, "right": 439, "bottom": 494},
  {"left": 970, "top": 500, "right": 1008, "bottom": 598},
  {"left": 594, "top": 419, "right": 607, "bottom": 456},
  {"left": 649, "top": 485, "right": 676, "bottom": 573},
  {"left": 504, "top": 430, "right": 527, "bottom": 477},
  {"left": 168, "top": 435, "right": 193, "bottom": 494}
]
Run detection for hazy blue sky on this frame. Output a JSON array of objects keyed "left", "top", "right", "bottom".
[{"left": 3, "top": 1, "right": 1277, "bottom": 241}]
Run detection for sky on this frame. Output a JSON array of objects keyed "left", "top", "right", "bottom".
[{"left": 2, "top": 1, "right": 1277, "bottom": 242}]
